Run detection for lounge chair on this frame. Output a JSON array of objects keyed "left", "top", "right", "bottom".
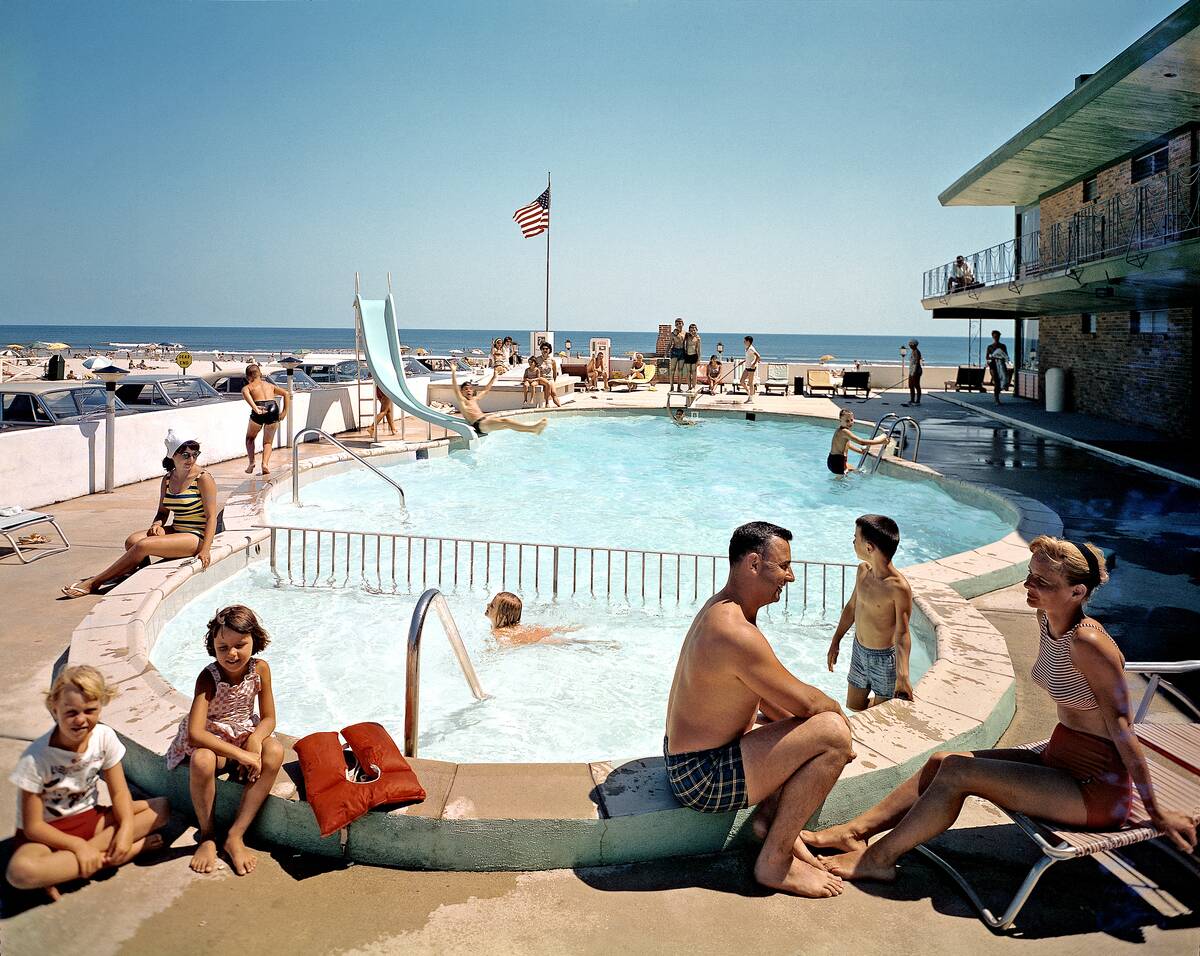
[
  {"left": 944, "top": 366, "right": 986, "bottom": 392},
  {"left": 1129, "top": 660, "right": 1200, "bottom": 774},
  {"left": 841, "top": 370, "right": 871, "bottom": 398},
  {"left": 0, "top": 509, "right": 70, "bottom": 564},
  {"left": 917, "top": 660, "right": 1200, "bottom": 931},
  {"left": 762, "top": 364, "right": 790, "bottom": 396},
  {"left": 805, "top": 368, "right": 838, "bottom": 396},
  {"left": 608, "top": 366, "right": 656, "bottom": 392}
]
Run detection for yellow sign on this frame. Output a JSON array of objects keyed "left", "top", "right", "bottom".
[{"left": 175, "top": 351, "right": 193, "bottom": 370}]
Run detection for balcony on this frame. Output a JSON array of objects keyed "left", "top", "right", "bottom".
[{"left": 922, "top": 160, "right": 1200, "bottom": 313}]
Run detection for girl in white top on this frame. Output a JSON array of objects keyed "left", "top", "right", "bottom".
[
  {"left": 740, "top": 336, "right": 761, "bottom": 403},
  {"left": 7, "top": 667, "right": 168, "bottom": 901}
]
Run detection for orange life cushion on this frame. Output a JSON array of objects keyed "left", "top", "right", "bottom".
[{"left": 294, "top": 721, "right": 426, "bottom": 837}]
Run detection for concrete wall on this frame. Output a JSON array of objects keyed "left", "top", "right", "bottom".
[{"left": 0, "top": 384, "right": 368, "bottom": 509}]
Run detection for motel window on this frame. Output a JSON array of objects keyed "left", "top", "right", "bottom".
[
  {"left": 1081, "top": 313, "right": 1097, "bottom": 334},
  {"left": 1131, "top": 310, "right": 1169, "bottom": 335},
  {"left": 1020, "top": 319, "right": 1039, "bottom": 370},
  {"left": 1131, "top": 146, "right": 1168, "bottom": 184},
  {"left": 1082, "top": 177, "right": 1097, "bottom": 202}
]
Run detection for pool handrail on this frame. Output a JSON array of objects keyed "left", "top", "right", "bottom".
[
  {"left": 857, "top": 413, "right": 899, "bottom": 470},
  {"left": 405, "top": 587, "right": 488, "bottom": 757},
  {"left": 291, "top": 427, "right": 406, "bottom": 508}
]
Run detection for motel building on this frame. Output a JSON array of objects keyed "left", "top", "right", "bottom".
[{"left": 921, "top": 0, "right": 1199, "bottom": 437}]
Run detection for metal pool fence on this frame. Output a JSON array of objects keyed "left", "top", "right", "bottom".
[{"left": 264, "top": 525, "right": 857, "bottom": 610}]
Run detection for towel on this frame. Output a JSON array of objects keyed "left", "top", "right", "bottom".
[{"left": 0, "top": 506, "right": 22, "bottom": 517}]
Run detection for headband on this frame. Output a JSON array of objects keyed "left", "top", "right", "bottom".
[{"left": 1074, "top": 542, "right": 1101, "bottom": 589}]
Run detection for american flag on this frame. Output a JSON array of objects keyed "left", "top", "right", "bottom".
[{"left": 513, "top": 187, "right": 550, "bottom": 238}]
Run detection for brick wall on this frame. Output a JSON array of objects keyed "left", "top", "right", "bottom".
[{"left": 1036, "top": 308, "right": 1194, "bottom": 434}]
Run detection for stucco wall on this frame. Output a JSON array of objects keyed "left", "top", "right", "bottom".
[{"left": 0, "top": 384, "right": 369, "bottom": 509}]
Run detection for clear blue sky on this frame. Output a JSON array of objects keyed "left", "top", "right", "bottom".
[{"left": 0, "top": 0, "right": 1181, "bottom": 334}]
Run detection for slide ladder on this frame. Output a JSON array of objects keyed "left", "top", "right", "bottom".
[{"left": 354, "top": 292, "right": 478, "bottom": 447}]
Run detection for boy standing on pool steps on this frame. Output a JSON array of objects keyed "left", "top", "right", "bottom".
[{"left": 826, "top": 515, "right": 914, "bottom": 709}]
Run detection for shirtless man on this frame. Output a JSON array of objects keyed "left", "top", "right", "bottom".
[
  {"left": 740, "top": 336, "right": 760, "bottom": 403},
  {"left": 241, "top": 364, "right": 289, "bottom": 475},
  {"left": 825, "top": 515, "right": 914, "bottom": 709},
  {"left": 665, "top": 522, "right": 855, "bottom": 897},
  {"left": 449, "top": 367, "right": 546, "bottom": 436}
]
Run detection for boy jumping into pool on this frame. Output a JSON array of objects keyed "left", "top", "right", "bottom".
[
  {"left": 450, "top": 367, "right": 547, "bottom": 436},
  {"left": 827, "top": 409, "right": 890, "bottom": 475},
  {"left": 825, "top": 515, "right": 913, "bottom": 709}
]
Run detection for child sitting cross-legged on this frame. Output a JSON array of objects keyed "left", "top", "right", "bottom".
[
  {"left": 6, "top": 666, "right": 169, "bottom": 901},
  {"left": 164, "top": 604, "right": 283, "bottom": 876}
]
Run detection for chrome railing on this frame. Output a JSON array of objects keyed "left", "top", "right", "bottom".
[
  {"left": 405, "top": 588, "right": 488, "bottom": 756},
  {"left": 923, "top": 159, "right": 1200, "bottom": 298},
  {"left": 265, "top": 525, "right": 857, "bottom": 609},
  {"left": 856, "top": 415, "right": 920, "bottom": 472},
  {"left": 291, "top": 427, "right": 405, "bottom": 508}
]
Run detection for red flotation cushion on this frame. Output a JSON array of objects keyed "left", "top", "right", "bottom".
[{"left": 294, "top": 721, "right": 426, "bottom": 837}]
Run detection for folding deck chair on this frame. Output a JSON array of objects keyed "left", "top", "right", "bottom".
[
  {"left": 0, "top": 509, "right": 71, "bottom": 564},
  {"left": 916, "top": 659, "right": 1200, "bottom": 931}
]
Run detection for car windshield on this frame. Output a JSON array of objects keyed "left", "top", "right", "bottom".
[
  {"left": 268, "top": 370, "right": 321, "bottom": 391},
  {"left": 75, "top": 388, "right": 125, "bottom": 414},
  {"left": 160, "top": 379, "right": 218, "bottom": 403}
]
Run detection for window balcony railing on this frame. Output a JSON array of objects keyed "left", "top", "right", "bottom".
[{"left": 923, "top": 159, "right": 1200, "bottom": 300}]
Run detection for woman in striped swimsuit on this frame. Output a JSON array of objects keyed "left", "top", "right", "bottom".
[
  {"left": 62, "top": 437, "right": 217, "bottom": 598},
  {"left": 804, "top": 534, "right": 1197, "bottom": 882}
]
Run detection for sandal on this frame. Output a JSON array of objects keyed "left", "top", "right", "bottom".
[
  {"left": 61, "top": 581, "right": 91, "bottom": 599},
  {"left": 18, "top": 533, "right": 48, "bottom": 546}
]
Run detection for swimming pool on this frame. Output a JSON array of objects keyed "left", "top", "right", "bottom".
[
  {"left": 149, "top": 563, "right": 935, "bottom": 763},
  {"left": 268, "top": 412, "right": 1013, "bottom": 566}
]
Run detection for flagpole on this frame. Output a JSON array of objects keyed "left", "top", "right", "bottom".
[{"left": 544, "top": 171, "right": 551, "bottom": 334}]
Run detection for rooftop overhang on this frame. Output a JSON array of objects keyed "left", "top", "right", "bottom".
[
  {"left": 923, "top": 237, "right": 1200, "bottom": 317},
  {"left": 940, "top": 1, "right": 1200, "bottom": 207}
]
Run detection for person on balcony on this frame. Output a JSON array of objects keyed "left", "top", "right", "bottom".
[{"left": 947, "top": 256, "right": 976, "bottom": 293}]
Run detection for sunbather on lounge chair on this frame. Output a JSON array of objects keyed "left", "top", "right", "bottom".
[
  {"left": 806, "top": 534, "right": 1198, "bottom": 881},
  {"left": 450, "top": 368, "right": 546, "bottom": 436}
]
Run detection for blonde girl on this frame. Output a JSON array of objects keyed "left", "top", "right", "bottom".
[
  {"left": 7, "top": 667, "right": 169, "bottom": 900},
  {"left": 485, "top": 592, "right": 579, "bottom": 647},
  {"left": 165, "top": 605, "right": 283, "bottom": 876}
]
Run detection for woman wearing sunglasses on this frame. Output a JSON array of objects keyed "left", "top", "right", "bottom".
[{"left": 62, "top": 435, "right": 217, "bottom": 598}]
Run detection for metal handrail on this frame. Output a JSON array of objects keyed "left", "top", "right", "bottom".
[
  {"left": 264, "top": 524, "right": 857, "bottom": 610},
  {"left": 291, "top": 427, "right": 405, "bottom": 508},
  {"left": 405, "top": 588, "right": 488, "bottom": 756},
  {"left": 856, "top": 414, "right": 898, "bottom": 470},
  {"left": 864, "top": 417, "right": 921, "bottom": 474}
]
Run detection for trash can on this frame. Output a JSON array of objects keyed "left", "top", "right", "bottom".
[
  {"left": 1044, "top": 367, "right": 1066, "bottom": 413},
  {"left": 47, "top": 353, "right": 65, "bottom": 381},
  {"left": 793, "top": 376, "right": 804, "bottom": 396}
]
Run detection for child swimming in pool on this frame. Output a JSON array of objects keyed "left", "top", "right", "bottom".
[
  {"left": 485, "top": 592, "right": 584, "bottom": 647},
  {"left": 827, "top": 409, "right": 889, "bottom": 475},
  {"left": 164, "top": 604, "right": 283, "bottom": 876}
]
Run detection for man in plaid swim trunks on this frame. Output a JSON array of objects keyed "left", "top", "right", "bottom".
[{"left": 665, "top": 522, "right": 855, "bottom": 898}]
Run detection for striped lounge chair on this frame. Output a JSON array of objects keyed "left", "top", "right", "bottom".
[{"left": 917, "top": 660, "right": 1200, "bottom": 931}]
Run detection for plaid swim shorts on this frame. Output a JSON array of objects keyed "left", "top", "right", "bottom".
[
  {"left": 847, "top": 639, "right": 897, "bottom": 698},
  {"left": 663, "top": 736, "right": 748, "bottom": 813}
]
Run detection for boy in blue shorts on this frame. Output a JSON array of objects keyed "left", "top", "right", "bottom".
[{"left": 825, "top": 515, "right": 914, "bottom": 708}]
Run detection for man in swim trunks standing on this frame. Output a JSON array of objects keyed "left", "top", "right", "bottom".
[
  {"left": 664, "top": 522, "right": 854, "bottom": 897},
  {"left": 668, "top": 317, "right": 686, "bottom": 392},
  {"left": 449, "top": 366, "right": 547, "bottom": 436},
  {"left": 241, "top": 363, "right": 289, "bottom": 476}
]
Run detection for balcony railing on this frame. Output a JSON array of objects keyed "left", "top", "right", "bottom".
[{"left": 923, "top": 159, "right": 1200, "bottom": 300}]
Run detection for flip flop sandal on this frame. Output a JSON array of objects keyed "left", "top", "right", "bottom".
[
  {"left": 61, "top": 582, "right": 90, "bottom": 599},
  {"left": 18, "top": 533, "right": 48, "bottom": 545}
]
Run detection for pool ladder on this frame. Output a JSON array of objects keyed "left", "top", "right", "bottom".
[
  {"left": 857, "top": 414, "right": 922, "bottom": 473},
  {"left": 291, "top": 427, "right": 406, "bottom": 508},
  {"left": 405, "top": 588, "right": 489, "bottom": 757}
]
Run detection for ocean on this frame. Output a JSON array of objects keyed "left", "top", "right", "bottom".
[{"left": 0, "top": 324, "right": 980, "bottom": 366}]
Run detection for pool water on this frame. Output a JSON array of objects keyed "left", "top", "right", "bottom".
[
  {"left": 269, "top": 412, "right": 1012, "bottom": 567},
  {"left": 150, "top": 564, "right": 935, "bottom": 763}
]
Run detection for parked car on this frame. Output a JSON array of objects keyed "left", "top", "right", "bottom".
[
  {"left": 0, "top": 382, "right": 135, "bottom": 430},
  {"left": 407, "top": 355, "right": 474, "bottom": 381},
  {"left": 296, "top": 354, "right": 370, "bottom": 384},
  {"left": 201, "top": 369, "right": 323, "bottom": 396},
  {"left": 114, "top": 374, "right": 224, "bottom": 411}
]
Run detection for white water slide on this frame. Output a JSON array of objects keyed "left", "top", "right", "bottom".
[{"left": 354, "top": 294, "right": 478, "bottom": 445}]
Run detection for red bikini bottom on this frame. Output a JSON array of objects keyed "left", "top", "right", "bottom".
[{"left": 1040, "top": 724, "right": 1132, "bottom": 829}]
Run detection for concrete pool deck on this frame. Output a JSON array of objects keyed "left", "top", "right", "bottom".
[{"left": 3, "top": 396, "right": 1199, "bottom": 953}]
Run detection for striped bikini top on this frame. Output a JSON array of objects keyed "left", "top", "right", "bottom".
[
  {"left": 1030, "top": 611, "right": 1119, "bottom": 710},
  {"left": 164, "top": 473, "right": 207, "bottom": 535}
]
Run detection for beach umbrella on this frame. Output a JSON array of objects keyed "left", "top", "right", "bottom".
[
  {"left": 819, "top": 354, "right": 836, "bottom": 364},
  {"left": 5, "top": 344, "right": 23, "bottom": 351},
  {"left": 45, "top": 342, "right": 70, "bottom": 351}
]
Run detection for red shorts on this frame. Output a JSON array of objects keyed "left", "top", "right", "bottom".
[
  {"left": 13, "top": 807, "right": 108, "bottom": 849},
  {"left": 1040, "top": 724, "right": 1132, "bottom": 829}
]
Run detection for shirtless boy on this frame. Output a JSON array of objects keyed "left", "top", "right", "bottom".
[
  {"left": 826, "top": 515, "right": 914, "bottom": 709},
  {"left": 665, "top": 522, "right": 854, "bottom": 897},
  {"left": 740, "top": 336, "right": 760, "bottom": 403},
  {"left": 450, "top": 367, "right": 546, "bottom": 436},
  {"left": 828, "top": 409, "right": 890, "bottom": 475},
  {"left": 241, "top": 364, "right": 289, "bottom": 476}
]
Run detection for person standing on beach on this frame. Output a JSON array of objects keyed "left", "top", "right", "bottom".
[
  {"left": 986, "top": 330, "right": 1009, "bottom": 405},
  {"left": 242, "top": 364, "right": 289, "bottom": 476},
  {"left": 668, "top": 318, "right": 686, "bottom": 392},
  {"left": 902, "top": 339, "right": 922, "bottom": 407},
  {"left": 740, "top": 336, "right": 760, "bottom": 403},
  {"left": 683, "top": 323, "right": 702, "bottom": 391}
]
